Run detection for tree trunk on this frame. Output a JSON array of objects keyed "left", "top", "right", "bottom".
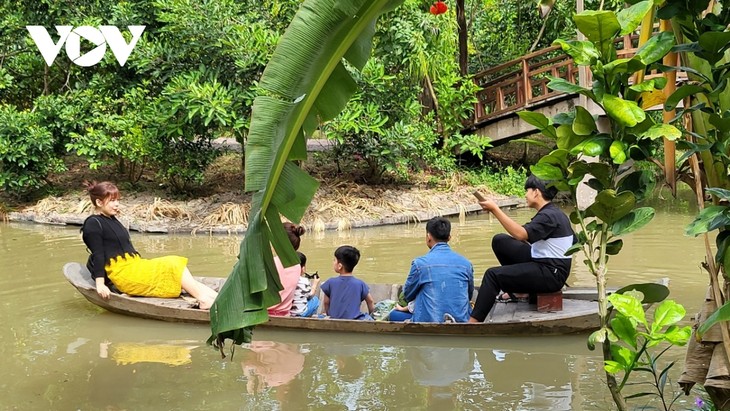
[{"left": 456, "top": 0, "right": 467, "bottom": 76}]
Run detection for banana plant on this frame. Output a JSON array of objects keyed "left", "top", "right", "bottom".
[
  {"left": 517, "top": 2, "right": 684, "bottom": 408},
  {"left": 208, "top": 0, "right": 405, "bottom": 349}
]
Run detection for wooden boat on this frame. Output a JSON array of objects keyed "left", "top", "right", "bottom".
[{"left": 63, "top": 262, "right": 601, "bottom": 336}]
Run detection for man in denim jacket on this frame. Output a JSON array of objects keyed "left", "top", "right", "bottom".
[{"left": 399, "top": 217, "right": 474, "bottom": 323}]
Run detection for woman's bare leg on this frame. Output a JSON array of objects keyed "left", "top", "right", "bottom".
[{"left": 180, "top": 268, "right": 218, "bottom": 309}]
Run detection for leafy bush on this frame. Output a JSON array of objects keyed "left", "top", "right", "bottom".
[
  {"left": 464, "top": 165, "right": 527, "bottom": 196},
  {"left": 0, "top": 105, "right": 65, "bottom": 196},
  {"left": 324, "top": 60, "right": 447, "bottom": 181}
]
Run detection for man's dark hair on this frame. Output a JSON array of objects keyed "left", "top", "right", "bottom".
[
  {"left": 297, "top": 251, "right": 307, "bottom": 267},
  {"left": 426, "top": 217, "right": 451, "bottom": 242},
  {"left": 334, "top": 245, "right": 360, "bottom": 273},
  {"left": 525, "top": 175, "right": 558, "bottom": 201}
]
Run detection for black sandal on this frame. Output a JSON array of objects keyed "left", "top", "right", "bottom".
[{"left": 496, "top": 292, "right": 528, "bottom": 303}]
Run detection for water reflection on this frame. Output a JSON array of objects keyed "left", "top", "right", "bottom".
[
  {"left": 241, "top": 341, "right": 304, "bottom": 393},
  {"left": 232, "top": 334, "right": 598, "bottom": 411},
  {"left": 100, "top": 341, "right": 199, "bottom": 366}
]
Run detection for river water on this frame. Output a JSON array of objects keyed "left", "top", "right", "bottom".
[{"left": 0, "top": 196, "right": 711, "bottom": 410}]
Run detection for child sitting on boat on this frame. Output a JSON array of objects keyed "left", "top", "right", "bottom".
[
  {"left": 320, "top": 246, "right": 375, "bottom": 320},
  {"left": 290, "top": 251, "right": 320, "bottom": 318}
]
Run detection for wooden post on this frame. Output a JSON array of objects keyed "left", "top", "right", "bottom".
[{"left": 522, "top": 59, "right": 532, "bottom": 106}]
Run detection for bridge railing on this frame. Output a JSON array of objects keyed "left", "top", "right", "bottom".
[{"left": 470, "top": 32, "right": 665, "bottom": 126}]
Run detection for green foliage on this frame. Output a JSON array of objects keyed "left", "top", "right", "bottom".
[
  {"left": 0, "top": 0, "right": 289, "bottom": 194},
  {"left": 599, "top": 293, "right": 691, "bottom": 410},
  {"left": 463, "top": 165, "right": 527, "bottom": 196},
  {"left": 324, "top": 60, "right": 445, "bottom": 181},
  {"left": 0, "top": 105, "right": 65, "bottom": 196}
]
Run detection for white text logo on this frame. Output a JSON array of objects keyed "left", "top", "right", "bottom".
[{"left": 26, "top": 25, "right": 146, "bottom": 67}]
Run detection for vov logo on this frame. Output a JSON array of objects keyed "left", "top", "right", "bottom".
[{"left": 26, "top": 25, "right": 146, "bottom": 67}]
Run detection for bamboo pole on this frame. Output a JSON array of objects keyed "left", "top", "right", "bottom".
[
  {"left": 660, "top": 19, "right": 677, "bottom": 196},
  {"left": 633, "top": 7, "right": 655, "bottom": 85}
]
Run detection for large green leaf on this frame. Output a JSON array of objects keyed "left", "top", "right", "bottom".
[
  {"left": 612, "top": 207, "right": 655, "bottom": 236},
  {"left": 574, "top": 11, "right": 621, "bottom": 58},
  {"left": 210, "top": 0, "right": 404, "bottom": 346},
  {"left": 608, "top": 292, "right": 647, "bottom": 328},
  {"left": 570, "top": 134, "right": 612, "bottom": 157},
  {"left": 602, "top": 57, "right": 646, "bottom": 78},
  {"left": 633, "top": 31, "right": 675, "bottom": 66},
  {"left": 641, "top": 123, "right": 682, "bottom": 141},
  {"left": 617, "top": 170, "right": 656, "bottom": 202},
  {"left": 556, "top": 125, "right": 585, "bottom": 151},
  {"left": 686, "top": 205, "right": 729, "bottom": 236},
  {"left": 698, "top": 31, "right": 730, "bottom": 65},
  {"left": 707, "top": 188, "right": 730, "bottom": 202},
  {"left": 611, "top": 316, "right": 638, "bottom": 350},
  {"left": 517, "top": 111, "right": 557, "bottom": 139},
  {"left": 609, "top": 140, "right": 628, "bottom": 164},
  {"left": 573, "top": 106, "right": 597, "bottom": 136},
  {"left": 538, "top": 149, "right": 570, "bottom": 169},
  {"left": 615, "top": 282, "right": 670, "bottom": 304},
  {"left": 602, "top": 94, "right": 646, "bottom": 127},
  {"left": 586, "top": 189, "right": 636, "bottom": 225},
  {"left": 651, "top": 300, "right": 686, "bottom": 335},
  {"left": 552, "top": 39, "right": 600, "bottom": 66},
  {"left": 698, "top": 300, "right": 730, "bottom": 338},
  {"left": 546, "top": 76, "right": 596, "bottom": 100},
  {"left": 665, "top": 85, "right": 707, "bottom": 111},
  {"left": 530, "top": 163, "right": 564, "bottom": 181},
  {"left": 617, "top": 0, "right": 653, "bottom": 36}
]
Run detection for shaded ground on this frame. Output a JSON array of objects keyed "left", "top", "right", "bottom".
[{"left": 3, "top": 152, "right": 524, "bottom": 233}]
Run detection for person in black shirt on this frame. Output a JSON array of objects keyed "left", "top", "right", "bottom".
[
  {"left": 469, "top": 176, "right": 575, "bottom": 322},
  {"left": 81, "top": 181, "right": 218, "bottom": 309}
]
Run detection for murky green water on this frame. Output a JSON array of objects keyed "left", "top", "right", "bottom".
[{"left": 0, "top": 196, "right": 709, "bottom": 410}]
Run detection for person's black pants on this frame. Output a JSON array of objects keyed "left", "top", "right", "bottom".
[{"left": 471, "top": 234, "right": 566, "bottom": 322}]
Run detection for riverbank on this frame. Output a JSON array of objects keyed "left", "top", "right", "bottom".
[
  {"left": 6, "top": 182, "right": 524, "bottom": 234},
  {"left": 3, "top": 152, "right": 525, "bottom": 234}
]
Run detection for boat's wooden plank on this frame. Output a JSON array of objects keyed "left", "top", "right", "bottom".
[{"left": 488, "top": 300, "right": 519, "bottom": 322}]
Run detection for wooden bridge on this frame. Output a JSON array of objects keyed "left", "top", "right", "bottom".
[{"left": 464, "top": 32, "right": 683, "bottom": 145}]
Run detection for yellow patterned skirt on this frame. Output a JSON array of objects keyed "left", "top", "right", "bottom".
[{"left": 106, "top": 253, "right": 187, "bottom": 298}]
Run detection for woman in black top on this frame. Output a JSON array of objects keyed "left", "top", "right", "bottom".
[
  {"left": 81, "top": 181, "right": 218, "bottom": 309},
  {"left": 469, "top": 176, "right": 575, "bottom": 322}
]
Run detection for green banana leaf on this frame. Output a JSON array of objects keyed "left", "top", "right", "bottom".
[{"left": 209, "top": 0, "right": 405, "bottom": 347}]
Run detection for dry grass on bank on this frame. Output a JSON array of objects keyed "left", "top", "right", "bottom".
[
  {"left": 129, "top": 198, "right": 193, "bottom": 222},
  {"left": 10, "top": 152, "right": 506, "bottom": 232}
]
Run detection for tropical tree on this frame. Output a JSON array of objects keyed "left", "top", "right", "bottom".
[
  {"left": 519, "top": 2, "right": 692, "bottom": 408},
  {"left": 209, "top": 0, "right": 405, "bottom": 348}
]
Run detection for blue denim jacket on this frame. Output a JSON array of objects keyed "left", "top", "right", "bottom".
[{"left": 403, "top": 242, "right": 474, "bottom": 322}]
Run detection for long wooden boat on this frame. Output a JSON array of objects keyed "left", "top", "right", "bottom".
[{"left": 63, "top": 262, "right": 601, "bottom": 336}]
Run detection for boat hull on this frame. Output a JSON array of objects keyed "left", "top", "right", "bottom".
[{"left": 63, "top": 262, "right": 600, "bottom": 336}]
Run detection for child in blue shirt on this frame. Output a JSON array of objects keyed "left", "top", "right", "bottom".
[{"left": 320, "top": 245, "right": 374, "bottom": 320}]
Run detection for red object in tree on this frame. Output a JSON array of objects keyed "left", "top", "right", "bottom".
[{"left": 429, "top": 1, "right": 447, "bottom": 15}]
